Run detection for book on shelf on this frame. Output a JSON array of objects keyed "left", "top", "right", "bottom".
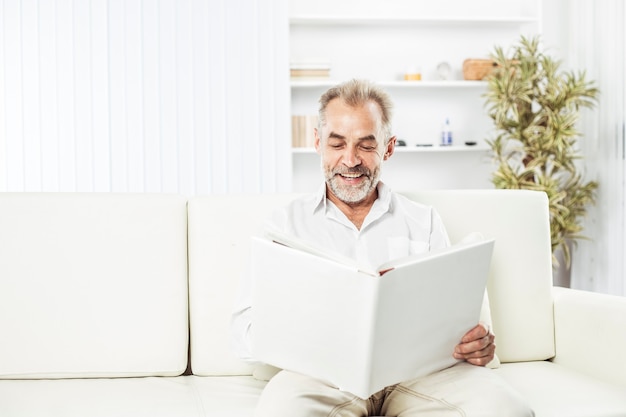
[
  {"left": 250, "top": 229, "right": 495, "bottom": 398},
  {"left": 291, "top": 115, "right": 318, "bottom": 148},
  {"left": 290, "top": 62, "right": 331, "bottom": 79}
]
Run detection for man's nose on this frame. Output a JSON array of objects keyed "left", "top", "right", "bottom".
[{"left": 341, "top": 147, "right": 361, "bottom": 167}]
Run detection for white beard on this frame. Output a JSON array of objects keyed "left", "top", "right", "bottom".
[{"left": 324, "top": 164, "right": 381, "bottom": 204}]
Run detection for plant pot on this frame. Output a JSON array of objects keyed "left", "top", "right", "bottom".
[{"left": 553, "top": 242, "right": 572, "bottom": 288}]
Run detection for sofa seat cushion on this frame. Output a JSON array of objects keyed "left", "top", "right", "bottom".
[
  {"left": 0, "top": 377, "right": 199, "bottom": 417},
  {"left": 495, "top": 361, "right": 626, "bottom": 417},
  {"left": 189, "top": 375, "right": 265, "bottom": 415},
  {"left": 0, "top": 375, "right": 265, "bottom": 417}
]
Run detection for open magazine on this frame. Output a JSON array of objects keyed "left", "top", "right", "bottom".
[{"left": 250, "top": 231, "right": 495, "bottom": 398}]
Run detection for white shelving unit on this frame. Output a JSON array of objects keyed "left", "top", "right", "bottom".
[
  {"left": 289, "top": 16, "right": 538, "bottom": 26},
  {"left": 292, "top": 145, "right": 490, "bottom": 154},
  {"left": 291, "top": 80, "right": 488, "bottom": 88},
  {"left": 288, "top": 0, "right": 541, "bottom": 192}
]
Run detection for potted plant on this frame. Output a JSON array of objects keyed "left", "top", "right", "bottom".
[{"left": 483, "top": 36, "right": 599, "bottom": 276}]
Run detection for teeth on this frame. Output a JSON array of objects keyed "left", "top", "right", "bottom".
[{"left": 341, "top": 173, "right": 361, "bottom": 178}]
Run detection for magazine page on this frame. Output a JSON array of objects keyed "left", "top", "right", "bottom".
[
  {"left": 365, "top": 238, "right": 495, "bottom": 395},
  {"left": 250, "top": 236, "right": 380, "bottom": 393},
  {"left": 264, "top": 227, "right": 376, "bottom": 275},
  {"left": 267, "top": 227, "right": 488, "bottom": 277},
  {"left": 374, "top": 233, "right": 488, "bottom": 273}
]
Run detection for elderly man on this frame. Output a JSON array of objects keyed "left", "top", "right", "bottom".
[{"left": 232, "top": 79, "right": 533, "bottom": 417}]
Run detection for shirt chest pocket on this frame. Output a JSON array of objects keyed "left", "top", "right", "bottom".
[{"left": 387, "top": 236, "right": 429, "bottom": 260}]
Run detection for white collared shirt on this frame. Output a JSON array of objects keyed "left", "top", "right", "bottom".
[{"left": 230, "top": 182, "right": 450, "bottom": 362}]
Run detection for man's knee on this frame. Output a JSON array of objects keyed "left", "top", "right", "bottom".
[{"left": 254, "top": 371, "right": 367, "bottom": 417}]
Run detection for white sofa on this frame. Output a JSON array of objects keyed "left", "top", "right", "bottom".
[{"left": 0, "top": 190, "right": 624, "bottom": 417}]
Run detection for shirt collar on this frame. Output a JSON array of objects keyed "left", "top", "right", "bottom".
[
  {"left": 374, "top": 181, "right": 392, "bottom": 213},
  {"left": 312, "top": 183, "right": 328, "bottom": 214}
]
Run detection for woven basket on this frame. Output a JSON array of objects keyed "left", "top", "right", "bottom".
[{"left": 462, "top": 59, "right": 498, "bottom": 80}]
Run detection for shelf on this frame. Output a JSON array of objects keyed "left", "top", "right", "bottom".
[
  {"left": 292, "top": 145, "right": 490, "bottom": 154},
  {"left": 290, "top": 16, "right": 538, "bottom": 26},
  {"left": 395, "top": 145, "right": 490, "bottom": 152},
  {"left": 291, "top": 80, "right": 488, "bottom": 88}
]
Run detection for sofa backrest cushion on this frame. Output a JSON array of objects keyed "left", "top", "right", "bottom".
[
  {"left": 0, "top": 193, "right": 189, "bottom": 379},
  {"left": 188, "top": 189, "right": 555, "bottom": 376},
  {"left": 400, "top": 190, "right": 555, "bottom": 363},
  {"left": 188, "top": 194, "right": 301, "bottom": 376}
]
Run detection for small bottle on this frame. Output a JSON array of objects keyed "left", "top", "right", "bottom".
[{"left": 441, "top": 118, "right": 453, "bottom": 146}]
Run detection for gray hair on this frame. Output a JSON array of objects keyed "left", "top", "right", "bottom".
[{"left": 318, "top": 79, "right": 394, "bottom": 142}]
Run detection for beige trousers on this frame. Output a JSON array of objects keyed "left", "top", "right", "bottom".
[{"left": 254, "top": 362, "right": 533, "bottom": 417}]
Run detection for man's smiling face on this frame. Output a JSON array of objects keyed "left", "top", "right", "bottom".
[{"left": 315, "top": 98, "right": 393, "bottom": 205}]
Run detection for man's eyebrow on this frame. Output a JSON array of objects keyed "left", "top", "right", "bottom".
[
  {"left": 327, "top": 132, "right": 377, "bottom": 142},
  {"left": 328, "top": 132, "right": 346, "bottom": 140}
]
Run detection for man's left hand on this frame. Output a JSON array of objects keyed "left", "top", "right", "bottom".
[{"left": 453, "top": 323, "right": 495, "bottom": 366}]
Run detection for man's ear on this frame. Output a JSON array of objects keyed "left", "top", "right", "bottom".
[
  {"left": 314, "top": 128, "right": 321, "bottom": 154},
  {"left": 384, "top": 136, "right": 397, "bottom": 160}
]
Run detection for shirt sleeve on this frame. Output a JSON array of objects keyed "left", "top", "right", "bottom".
[
  {"left": 229, "top": 259, "right": 257, "bottom": 363},
  {"left": 229, "top": 207, "right": 290, "bottom": 362}
]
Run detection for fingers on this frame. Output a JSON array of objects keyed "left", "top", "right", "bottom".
[
  {"left": 454, "top": 325, "right": 496, "bottom": 366},
  {"left": 457, "top": 340, "right": 496, "bottom": 366},
  {"left": 454, "top": 332, "right": 494, "bottom": 357},
  {"left": 462, "top": 322, "right": 490, "bottom": 343}
]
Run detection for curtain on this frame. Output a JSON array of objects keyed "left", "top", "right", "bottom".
[
  {"left": 568, "top": 0, "right": 625, "bottom": 296},
  {"left": 0, "top": 0, "right": 291, "bottom": 194}
]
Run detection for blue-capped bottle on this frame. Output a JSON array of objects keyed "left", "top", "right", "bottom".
[{"left": 441, "top": 118, "right": 453, "bottom": 146}]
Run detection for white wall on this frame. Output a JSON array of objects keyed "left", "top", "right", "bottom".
[{"left": 0, "top": 0, "right": 291, "bottom": 195}]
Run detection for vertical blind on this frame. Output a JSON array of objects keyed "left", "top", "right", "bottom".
[
  {"left": 0, "top": 0, "right": 291, "bottom": 194},
  {"left": 568, "top": 0, "right": 625, "bottom": 295}
]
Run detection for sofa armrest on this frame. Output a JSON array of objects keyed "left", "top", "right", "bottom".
[{"left": 552, "top": 286, "right": 626, "bottom": 388}]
